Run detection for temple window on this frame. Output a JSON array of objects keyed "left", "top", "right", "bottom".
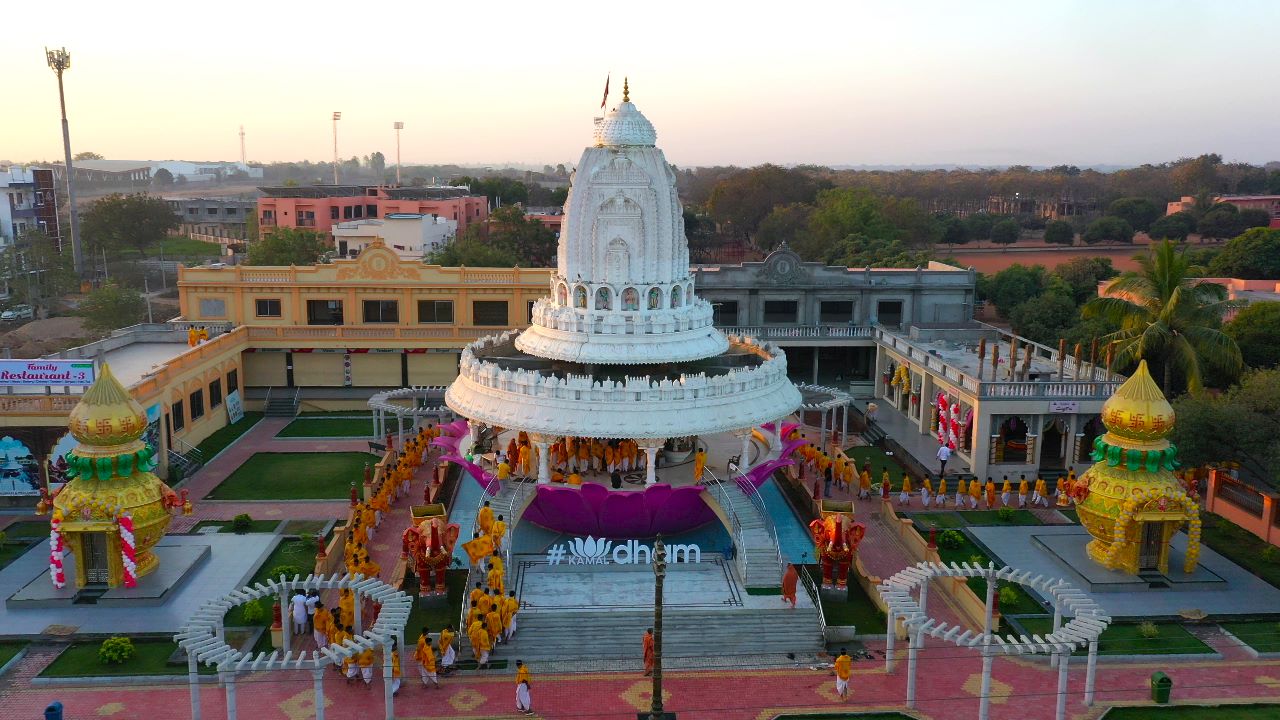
[
  {"left": 622, "top": 287, "right": 639, "bottom": 311},
  {"left": 595, "top": 287, "right": 612, "bottom": 310}
]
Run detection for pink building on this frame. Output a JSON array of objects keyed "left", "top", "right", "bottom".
[
  {"left": 257, "top": 185, "right": 488, "bottom": 240},
  {"left": 1099, "top": 276, "right": 1280, "bottom": 320},
  {"left": 1166, "top": 194, "right": 1280, "bottom": 228},
  {"left": 1206, "top": 469, "right": 1280, "bottom": 548}
]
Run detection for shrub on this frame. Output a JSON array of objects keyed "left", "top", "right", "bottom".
[
  {"left": 98, "top": 636, "right": 135, "bottom": 665},
  {"left": 969, "top": 555, "right": 986, "bottom": 566},
  {"left": 1137, "top": 621, "right": 1160, "bottom": 640},
  {"left": 241, "top": 598, "right": 268, "bottom": 625},
  {"left": 269, "top": 564, "right": 304, "bottom": 580},
  {"left": 998, "top": 585, "right": 1019, "bottom": 606},
  {"left": 936, "top": 529, "right": 965, "bottom": 551},
  {"left": 997, "top": 506, "right": 1016, "bottom": 522},
  {"left": 231, "top": 514, "right": 253, "bottom": 533},
  {"left": 1262, "top": 546, "right": 1280, "bottom": 564}
]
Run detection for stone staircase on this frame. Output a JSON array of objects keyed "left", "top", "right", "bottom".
[
  {"left": 263, "top": 387, "right": 300, "bottom": 417},
  {"left": 705, "top": 476, "right": 782, "bottom": 590}
]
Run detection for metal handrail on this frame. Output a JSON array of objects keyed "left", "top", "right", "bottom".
[
  {"left": 458, "top": 471, "right": 497, "bottom": 640},
  {"left": 733, "top": 470, "right": 786, "bottom": 579},
  {"left": 702, "top": 468, "right": 746, "bottom": 579},
  {"left": 797, "top": 565, "right": 828, "bottom": 635}
]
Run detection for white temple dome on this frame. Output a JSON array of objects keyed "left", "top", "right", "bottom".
[{"left": 593, "top": 101, "right": 657, "bottom": 147}]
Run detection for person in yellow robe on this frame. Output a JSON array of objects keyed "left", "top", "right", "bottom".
[
  {"left": 972, "top": 478, "right": 984, "bottom": 509},
  {"left": 414, "top": 627, "right": 439, "bottom": 688},
  {"left": 1017, "top": 475, "right": 1029, "bottom": 508},
  {"left": 591, "top": 440, "right": 605, "bottom": 472},
  {"left": 361, "top": 503, "right": 376, "bottom": 541},
  {"left": 551, "top": 468, "right": 565, "bottom": 483},
  {"left": 469, "top": 582, "right": 486, "bottom": 610},
  {"left": 389, "top": 640, "right": 402, "bottom": 696},
  {"left": 477, "top": 501, "right": 495, "bottom": 536},
  {"left": 339, "top": 588, "right": 355, "bottom": 628},
  {"left": 515, "top": 660, "right": 533, "bottom": 714},
  {"left": 1001, "top": 476, "right": 1012, "bottom": 507},
  {"left": 467, "top": 600, "right": 483, "bottom": 630},
  {"left": 575, "top": 442, "right": 590, "bottom": 474},
  {"left": 518, "top": 444, "right": 532, "bottom": 477},
  {"left": 834, "top": 648, "right": 852, "bottom": 700},
  {"left": 312, "top": 601, "right": 334, "bottom": 648},
  {"left": 505, "top": 590, "right": 520, "bottom": 640},
  {"left": 899, "top": 473, "right": 912, "bottom": 505},
  {"left": 490, "top": 517, "right": 507, "bottom": 550},
  {"left": 496, "top": 459, "right": 511, "bottom": 481},
  {"left": 352, "top": 646, "right": 375, "bottom": 685},
  {"left": 1033, "top": 476, "right": 1048, "bottom": 507},
  {"left": 567, "top": 471, "right": 582, "bottom": 486},
  {"left": 604, "top": 444, "right": 616, "bottom": 474},
  {"left": 985, "top": 477, "right": 997, "bottom": 509},
  {"left": 937, "top": 477, "right": 948, "bottom": 506},
  {"left": 439, "top": 624, "right": 456, "bottom": 670},
  {"left": 693, "top": 448, "right": 707, "bottom": 483},
  {"left": 506, "top": 438, "right": 518, "bottom": 466},
  {"left": 462, "top": 532, "right": 494, "bottom": 571},
  {"left": 485, "top": 604, "right": 504, "bottom": 646},
  {"left": 1054, "top": 476, "right": 1066, "bottom": 500},
  {"left": 954, "top": 477, "right": 966, "bottom": 507},
  {"left": 468, "top": 617, "right": 491, "bottom": 667},
  {"left": 487, "top": 562, "right": 505, "bottom": 595}
]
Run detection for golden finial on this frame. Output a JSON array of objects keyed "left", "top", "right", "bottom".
[{"left": 623, "top": 77, "right": 630, "bottom": 103}]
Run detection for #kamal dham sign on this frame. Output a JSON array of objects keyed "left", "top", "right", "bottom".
[
  {"left": 548, "top": 536, "right": 702, "bottom": 565},
  {"left": 0, "top": 360, "right": 96, "bottom": 386}
]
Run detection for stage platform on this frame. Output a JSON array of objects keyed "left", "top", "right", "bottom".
[
  {"left": 969, "top": 525, "right": 1280, "bottom": 618},
  {"left": 8, "top": 544, "right": 211, "bottom": 608}
]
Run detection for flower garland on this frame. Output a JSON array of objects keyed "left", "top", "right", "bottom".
[
  {"left": 49, "top": 510, "right": 66, "bottom": 589},
  {"left": 1101, "top": 486, "right": 1201, "bottom": 572},
  {"left": 118, "top": 513, "right": 137, "bottom": 588}
]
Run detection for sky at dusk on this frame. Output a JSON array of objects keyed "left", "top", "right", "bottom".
[{"left": 6, "top": 0, "right": 1279, "bottom": 169}]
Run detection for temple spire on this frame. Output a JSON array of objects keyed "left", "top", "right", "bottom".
[{"left": 623, "top": 77, "right": 630, "bottom": 103}]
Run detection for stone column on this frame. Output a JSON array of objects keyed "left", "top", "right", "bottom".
[
  {"left": 884, "top": 610, "right": 896, "bottom": 673},
  {"left": 1055, "top": 652, "right": 1070, "bottom": 720},
  {"left": 640, "top": 440, "right": 665, "bottom": 486},
  {"left": 979, "top": 568, "right": 996, "bottom": 720},
  {"left": 223, "top": 672, "right": 238, "bottom": 720},
  {"left": 312, "top": 667, "right": 326, "bottom": 720},
  {"left": 1084, "top": 638, "right": 1099, "bottom": 706},
  {"left": 906, "top": 627, "right": 922, "bottom": 708},
  {"left": 1049, "top": 598, "right": 1063, "bottom": 668},
  {"left": 382, "top": 639, "right": 395, "bottom": 720},
  {"left": 530, "top": 434, "right": 553, "bottom": 484},
  {"left": 734, "top": 429, "right": 752, "bottom": 473},
  {"left": 188, "top": 650, "right": 201, "bottom": 720}
]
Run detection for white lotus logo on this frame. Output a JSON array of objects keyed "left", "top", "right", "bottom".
[{"left": 569, "top": 535, "right": 612, "bottom": 561}]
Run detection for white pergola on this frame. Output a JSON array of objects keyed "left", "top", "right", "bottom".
[
  {"left": 175, "top": 573, "right": 412, "bottom": 720},
  {"left": 796, "top": 383, "right": 853, "bottom": 447},
  {"left": 878, "top": 562, "right": 1110, "bottom": 720},
  {"left": 367, "top": 386, "right": 453, "bottom": 443}
]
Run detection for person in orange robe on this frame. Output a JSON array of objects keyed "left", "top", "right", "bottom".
[
  {"left": 642, "top": 628, "right": 655, "bottom": 676},
  {"left": 782, "top": 564, "right": 799, "bottom": 608}
]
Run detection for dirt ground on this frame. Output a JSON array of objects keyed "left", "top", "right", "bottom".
[{"left": 0, "top": 316, "right": 100, "bottom": 357}]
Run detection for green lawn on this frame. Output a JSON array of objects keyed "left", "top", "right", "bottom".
[
  {"left": 224, "top": 538, "right": 315, "bottom": 627},
  {"left": 2, "top": 521, "right": 52, "bottom": 539},
  {"left": 1058, "top": 507, "right": 1080, "bottom": 523},
  {"left": 933, "top": 531, "right": 1044, "bottom": 615},
  {"left": 143, "top": 236, "right": 223, "bottom": 258},
  {"left": 299, "top": 411, "right": 374, "bottom": 418},
  {"left": 907, "top": 512, "right": 967, "bottom": 529},
  {"left": 207, "top": 452, "right": 377, "bottom": 500},
  {"left": 1103, "top": 704, "right": 1280, "bottom": 719},
  {"left": 276, "top": 417, "right": 374, "bottom": 438},
  {"left": 962, "top": 509, "right": 1043, "bottom": 526},
  {"left": 192, "top": 412, "right": 264, "bottom": 460},
  {"left": 843, "top": 446, "right": 909, "bottom": 489},
  {"left": 190, "top": 519, "right": 280, "bottom": 534},
  {"left": 1221, "top": 621, "right": 1280, "bottom": 653},
  {"left": 1019, "top": 617, "right": 1214, "bottom": 656},
  {"left": 816, "top": 571, "right": 885, "bottom": 630},
  {"left": 40, "top": 639, "right": 216, "bottom": 677},
  {"left": 1200, "top": 513, "right": 1280, "bottom": 590},
  {"left": 0, "top": 642, "right": 26, "bottom": 670},
  {"left": 281, "top": 520, "right": 331, "bottom": 538},
  {"left": 0, "top": 540, "right": 40, "bottom": 571},
  {"left": 403, "top": 570, "right": 468, "bottom": 634}
]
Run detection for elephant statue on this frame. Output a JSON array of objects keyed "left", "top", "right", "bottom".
[
  {"left": 402, "top": 517, "right": 460, "bottom": 595},
  {"left": 808, "top": 512, "right": 866, "bottom": 588}
]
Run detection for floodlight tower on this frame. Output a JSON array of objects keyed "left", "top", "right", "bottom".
[
  {"left": 45, "top": 47, "right": 84, "bottom": 276},
  {"left": 393, "top": 121, "right": 404, "bottom": 185},
  {"left": 332, "top": 111, "right": 342, "bottom": 184}
]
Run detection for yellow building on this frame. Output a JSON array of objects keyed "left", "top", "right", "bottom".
[{"left": 0, "top": 243, "right": 550, "bottom": 485}]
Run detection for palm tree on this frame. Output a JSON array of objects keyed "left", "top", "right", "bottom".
[{"left": 1084, "top": 240, "right": 1241, "bottom": 393}]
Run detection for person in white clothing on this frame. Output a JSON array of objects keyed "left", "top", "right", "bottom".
[
  {"left": 936, "top": 444, "right": 952, "bottom": 479},
  {"left": 290, "top": 591, "right": 308, "bottom": 636},
  {"left": 305, "top": 590, "right": 319, "bottom": 633}
]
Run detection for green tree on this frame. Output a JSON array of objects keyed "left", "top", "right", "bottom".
[
  {"left": 963, "top": 213, "right": 996, "bottom": 241},
  {"left": 152, "top": 168, "right": 174, "bottom": 186},
  {"left": 246, "top": 227, "right": 329, "bottom": 266},
  {"left": 1043, "top": 220, "right": 1075, "bottom": 245},
  {"left": 1008, "top": 291, "right": 1077, "bottom": 344},
  {"left": 822, "top": 235, "right": 932, "bottom": 268},
  {"left": 1209, "top": 227, "right": 1280, "bottom": 279},
  {"left": 451, "top": 176, "right": 529, "bottom": 206},
  {"left": 369, "top": 151, "right": 386, "bottom": 176},
  {"left": 1197, "top": 203, "right": 1242, "bottom": 240},
  {"left": 1171, "top": 368, "right": 1280, "bottom": 486},
  {"left": 795, "top": 187, "right": 939, "bottom": 260},
  {"left": 81, "top": 194, "right": 180, "bottom": 257},
  {"left": 79, "top": 283, "right": 147, "bottom": 331},
  {"left": 940, "top": 216, "right": 970, "bottom": 246},
  {"left": 1051, "top": 256, "right": 1118, "bottom": 305},
  {"left": 990, "top": 218, "right": 1021, "bottom": 246},
  {"left": 73, "top": 151, "right": 103, "bottom": 161},
  {"left": 1170, "top": 153, "right": 1222, "bottom": 194},
  {"left": 425, "top": 238, "right": 519, "bottom": 267},
  {"left": 1224, "top": 302, "right": 1280, "bottom": 368},
  {"left": 1148, "top": 211, "right": 1197, "bottom": 242},
  {"left": 755, "top": 203, "right": 814, "bottom": 252},
  {"left": 1082, "top": 216, "right": 1134, "bottom": 245},
  {"left": 978, "top": 264, "right": 1046, "bottom": 318},
  {"left": 1083, "top": 240, "right": 1241, "bottom": 392},
  {"left": 1238, "top": 208, "right": 1272, "bottom": 231},
  {"left": 707, "top": 165, "right": 825, "bottom": 240},
  {"left": 482, "top": 205, "right": 557, "bottom": 266},
  {"left": 0, "top": 230, "right": 79, "bottom": 309},
  {"left": 1106, "top": 197, "right": 1161, "bottom": 232}
]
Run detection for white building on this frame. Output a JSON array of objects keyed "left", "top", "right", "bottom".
[{"left": 332, "top": 213, "right": 458, "bottom": 259}]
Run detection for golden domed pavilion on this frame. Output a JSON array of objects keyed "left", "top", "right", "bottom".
[
  {"left": 51, "top": 364, "right": 182, "bottom": 588},
  {"left": 1075, "top": 360, "right": 1201, "bottom": 576}
]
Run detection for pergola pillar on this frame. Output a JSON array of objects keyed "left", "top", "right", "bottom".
[
  {"left": 884, "top": 610, "right": 896, "bottom": 672},
  {"left": 1055, "top": 652, "right": 1070, "bottom": 720},
  {"left": 1049, "top": 598, "right": 1063, "bottom": 668},
  {"left": 188, "top": 650, "right": 201, "bottom": 720},
  {"left": 382, "top": 638, "right": 395, "bottom": 720},
  {"left": 353, "top": 594, "right": 362, "bottom": 635},
  {"left": 906, "top": 626, "right": 922, "bottom": 708},
  {"left": 280, "top": 590, "right": 291, "bottom": 653},
  {"left": 1085, "top": 638, "right": 1099, "bottom": 706},
  {"left": 978, "top": 569, "right": 996, "bottom": 720},
  {"left": 223, "top": 672, "right": 238, "bottom": 720},
  {"left": 312, "top": 667, "right": 326, "bottom": 720}
]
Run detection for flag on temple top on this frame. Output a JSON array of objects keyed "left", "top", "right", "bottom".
[{"left": 600, "top": 73, "right": 610, "bottom": 109}]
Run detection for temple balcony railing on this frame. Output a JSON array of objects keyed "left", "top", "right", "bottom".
[
  {"left": 720, "top": 325, "right": 874, "bottom": 340},
  {"left": 529, "top": 297, "right": 716, "bottom": 336}
]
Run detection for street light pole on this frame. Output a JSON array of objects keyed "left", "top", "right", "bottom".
[
  {"left": 393, "top": 122, "right": 404, "bottom": 185},
  {"left": 45, "top": 47, "right": 84, "bottom": 277},
  {"left": 650, "top": 535, "right": 667, "bottom": 720},
  {"left": 332, "top": 112, "right": 342, "bottom": 184}
]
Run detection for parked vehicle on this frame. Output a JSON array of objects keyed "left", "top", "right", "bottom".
[{"left": 0, "top": 304, "right": 33, "bottom": 321}]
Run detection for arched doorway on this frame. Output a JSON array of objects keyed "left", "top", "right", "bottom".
[
  {"left": 997, "top": 416, "right": 1028, "bottom": 463},
  {"left": 1039, "top": 416, "right": 1069, "bottom": 471},
  {"left": 1076, "top": 416, "right": 1104, "bottom": 465}
]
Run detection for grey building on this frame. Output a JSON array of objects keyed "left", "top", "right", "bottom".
[
  {"left": 165, "top": 197, "right": 257, "bottom": 243},
  {"left": 694, "top": 246, "right": 977, "bottom": 391}
]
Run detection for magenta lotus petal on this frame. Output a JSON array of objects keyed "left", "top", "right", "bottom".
[
  {"left": 760, "top": 421, "right": 800, "bottom": 439},
  {"left": 430, "top": 436, "right": 459, "bottom": 450},
  {"left": 781, "top": 438, "right": 808, "bottom": 460},
  {"left": 440, "top": 454, "right": 498, "bottom": 493},
  {"left": 744, "top": 458, "right": 796, "bottom": 488},
  {"left": 522, "top": 482, "right": 717, "bottom": 538},
  {"left": 441, "top": 420, "right": 469, "bottom": 438}
]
